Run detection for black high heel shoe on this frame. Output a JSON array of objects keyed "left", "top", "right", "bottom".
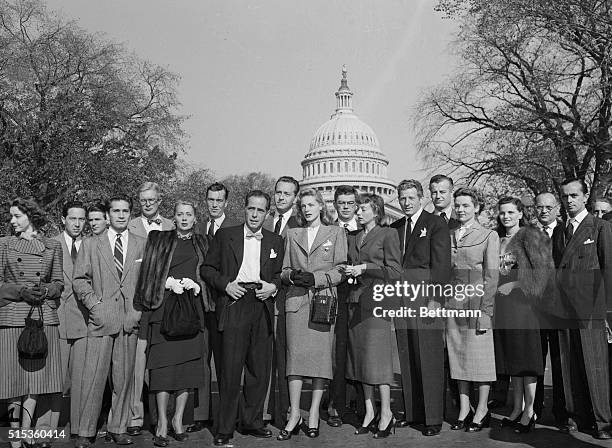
[
  {"left": 501, "top": 413, "right": 522, "bottom": 428},
  {"left": 451, "top": 409, "right": 474, "bottom": 430},
  {"left": 466, "top": 410, "right": 491, "bottom": 432},
  {"left": 277, "top": 417, "right": 303, "bottom": 441},
  {"left": 373, "top": 417, "right": 396, "bottom": 439},
  {"left": 514, "top": 414, "right": 536, "bottom": 433},
  {"left": 355, "top": 413, "right": 378, "bottom": 435},
  {"left": 303, "top": 418, "right": 320, "bottom": 438}
]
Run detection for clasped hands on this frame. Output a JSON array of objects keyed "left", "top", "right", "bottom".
[
  {"left": 165, "top": 276, "right": 201, "bottom": 295},
  {"left": 289, "top": 270, "right": 315, "bottom": 288},
  {"left": 225, "top": 280, "right": 277, "bottom": 301},
  {"left": 339, "top": 264, "right": 366, "bottom": 278}
]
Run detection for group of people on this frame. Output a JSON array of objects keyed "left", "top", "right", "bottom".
[{"left": 1, "top": 174, "right": 612, "bottom": 447}]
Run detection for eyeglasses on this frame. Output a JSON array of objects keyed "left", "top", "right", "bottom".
[
  {"left": 139, "top": 199, "right": 159, "bottom": 205},
  {"left": 336, "top": 201, "right": 356, "bottom": 206},
  {"left": 535, "top": 206, "right": 556, "bottom": 212}
]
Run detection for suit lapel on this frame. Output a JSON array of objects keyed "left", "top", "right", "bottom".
[
  {"left": 359, "top": 225, "right": 381, "bottom": 249},
  {"left": 57, "top": 235, "right": 73, "bottom": 277},
  {"left": 405, "top": 212, "right": 428, "bottom": 256},
  {"left": 561, "top": 215, "right": 592, "bottom": 265},
  {"left": 121, "top": 232, "right": 138, "bottom": 280},
  {"left": 309, "top": 225, "right": 331, "bottom": 254},
  {"left": 260, "top": 232, "right": 273, "bottom": 271},
  {"left": 295, "top": 228, "right": 309, "bottom": 254},
  {"left": 455, "top": 222, "right": 480, "bottom": 246},
  {"left": 228, "top": 227, "right": 244, "bottom": 266},
  {"left": 96, "top": 234, "right": 120, "bottom": 282}
]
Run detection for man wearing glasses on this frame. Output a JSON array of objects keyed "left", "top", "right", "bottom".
[{"left": 127, "top": 182, "right": 174, "bottom": 436}]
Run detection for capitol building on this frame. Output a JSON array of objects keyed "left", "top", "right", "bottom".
[{"left": 300, "top": 67, "right": 402, "bottom": 219}]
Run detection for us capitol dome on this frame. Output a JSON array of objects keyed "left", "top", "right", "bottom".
[{"left": 300, "top": 66, "right": 399, "bottom": 216}]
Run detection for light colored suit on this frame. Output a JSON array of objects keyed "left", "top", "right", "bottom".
[
  {"left": 281, "top": 224, "right": 347, "bottom": 379},
  {"left": 72, "top": 230, "right": 146, "bottom": 437},
  {"left": 126, "top": 215, "right": 174, "bottom": 427}
]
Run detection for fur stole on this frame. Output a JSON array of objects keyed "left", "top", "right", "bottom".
[
  {"left": 133, "top": 230, "right": 213, "bottom": 312},
  {"left": 506, "top": 225, "right": 554, "bottom": 298}
]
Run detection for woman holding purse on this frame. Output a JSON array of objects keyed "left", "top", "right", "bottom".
[
  {"left": 446, "top": 188, "right": 499, "bottom": 433},
  {"left": 133, "top": 200, "right": 212, "bottom": 447},
  {"left": 0, "top": 198, "right": 63, "bottom": 448},
  {"left": 343, "top": 194, "right": 401, "bottom": 438},
  {"left": 277, "top": 188, "right": 347, "bottom": 440}
]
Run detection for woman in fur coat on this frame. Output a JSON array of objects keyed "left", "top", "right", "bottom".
[
  {"left": 494, "top": 197, "right": 554, "bottom": 433},
  {"left": 134, "top": 200, "right": 213, "bottom": 447}
]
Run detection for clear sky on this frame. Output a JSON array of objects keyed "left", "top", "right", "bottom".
[{"left": 45, "top": 0, "right": 458, "bottom": 183}]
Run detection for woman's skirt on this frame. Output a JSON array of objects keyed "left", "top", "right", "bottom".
[
  {"left": 286, "top": 304, "right": 334, "bottom": 379},
  {"left": 446, "top": 316, "right": 496, "bottom": 382},
  {"left": 0, "top": 326, "right": 63, "bottom": 399}
]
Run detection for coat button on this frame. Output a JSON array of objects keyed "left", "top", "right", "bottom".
[
  {"left": 17, "top": 258, "right": 21, "bottom": 262},
  {"left": 19, "top": 272, "right": 24, "bottom": 276},
  {"left": 35, "top": 272, "right": 40, "bottom": 276}
]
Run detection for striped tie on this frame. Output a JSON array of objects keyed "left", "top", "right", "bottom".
[{"left": 114, "top": 233, "right": 124, "bottom": 278}]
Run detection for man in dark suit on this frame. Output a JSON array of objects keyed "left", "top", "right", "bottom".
[
  {"left": 126, "top": 182, "right": 174, "bottom": 436},
  {"left": 533, "top": 192, "right": 572, "bottom": 430},
  {"left": 552, "top": 178, "right": 612, "bottom": 440},
  {"left": 201, "top": 190, "right": 284, "bottom": 446},
  {"left": 190, "top": 182, "right": 239, "bottom": 433},
  {"left": 326, "top": 185, "right": 362, "bottom": 427},
  {"left": 263, "top": 176, "right": 300, "bottom": 426},
  {"left": 391, "top": 179, "right": 451, "bottom": 436},
  {"left": 428, "top": 174, "right": 459, "bottom": 229},
  {"left": 73, "top": 195, "right": 147, "bottom": 447}
]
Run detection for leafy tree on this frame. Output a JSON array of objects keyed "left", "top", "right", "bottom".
[{"left": 220, "top": 172, "right": 277, "bottom": 223}]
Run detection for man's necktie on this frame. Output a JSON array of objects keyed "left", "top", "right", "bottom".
[
  {"left": 207, "top": 219, "right": 215, "bottom": 239},
  {"left": 439, "top": 211, "right": 448, "bottom": 223},
  {"left": 402, "top": 218, "right": 412, "bottom": 257},
  {"left": 542, "top": 225, "right": 550, "bottom": 237},
  {"left": 114, "top": 234, "right": 123, "bottom": 278},
  {"left": 274, "top": 214, "right": 284, "bottom": 234},
  {"left": 71, "top": 237, "right": 78, "bottom": 264},
  {"left": 147, "top": 217, "right": 162, "bottom": 225},
  {"left": 246, "top": 232, "right": 263, "bottom": 240},
  {"left": 565, "top": 219, "right": 574, "bottom": 243}
]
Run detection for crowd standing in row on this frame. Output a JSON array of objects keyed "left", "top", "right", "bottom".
[{"left": 1, "top": 175, "right": 611, "bottom": 447}]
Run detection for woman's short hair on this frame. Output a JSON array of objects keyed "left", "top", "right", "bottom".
[
  {"left": 453, "top": 188, "right": 484, "bottom": 214},
  {"left": 10, "top": 197, "right": 47, "bottom": 231},
  {"left": 358, "top": 193, "right": 386, "bottom": 226},
  {"left": 496, "top": 196, "right": 527, "bottom": 234},
  {"left": 174, "top": 199, "right": 197, "bottom": 216},
  {"left": 296, "top": 188, "right": 331, "bottom": 226}
]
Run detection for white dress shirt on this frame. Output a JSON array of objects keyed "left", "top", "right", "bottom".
[
  {"left": 207, "top": 214, "right": 226, "bottom": 236},
  {"left": 236, "top": 225, "right": 262, "bottom": 282},
  {"left": 273, "top": 212, "right": 291, "bottom": 234},
  {"left": 307, "top": 225, "right": 320, "bottom": 252},
  {"left": 107, "top": 227, "right": 129, "bottom": 269},
  {"left": 539, "top": 220, "right": 557, "bottom": 238},
  {"left": 435, "top": 205, "right": 454, "bottom": 221},
  {"left": 568, "top": 208, "right": 588, "bottom": 232},
  {"left": 338, "top": 217, "right": 358, "bottom": 232},
  {"left": 63, "top": 231, "right": 82, "bottom": 253},
  {"left": 142, "top": 215, "right": 163, "bottom": 235}
]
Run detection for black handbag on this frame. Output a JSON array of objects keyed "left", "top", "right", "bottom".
[
  {"left": 18, "top": 305, "right": 48, "bottom": 359},
  {"left": 310, "top": 273, "right": 338, "bottom": 325},
  {"left": 160, "top": 289, "right": 201, "bottom": 339}
]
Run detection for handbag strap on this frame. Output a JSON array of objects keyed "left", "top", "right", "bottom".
[
  {"left": 324, "top": 273, "right": 337, "bottom": 300},
  {"left": 26, "top": 305, "right": 44, "bottom": 322}
]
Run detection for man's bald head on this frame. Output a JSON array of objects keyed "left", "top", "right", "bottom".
[{"left": 535, "top": 192, "right": 559, "bottom": 226}]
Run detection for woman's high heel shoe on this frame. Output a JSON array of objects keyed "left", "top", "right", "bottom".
[
  {"left": 514, "top": 413, "right": 536, "bottom": 433},
  {"left": 303, "top": 418, "right": 320, "bottom": 438},
  {"left": 355, "top": 413, "right": 378, "bottom": 435},
  {"left": 466, "top": 410, "right": 491, "bottom": 432},
  {"left": 450, "top": 409, "right": 474, "bottom": 430},
  {"left": 500, "top": 413, "right": 522, "bottom": 428},
  {"left": 373, "top": 417, "right": 396, "bottom": 439},
  {"left": 277, "top": 417, "right": 303, "bottom": 441}
]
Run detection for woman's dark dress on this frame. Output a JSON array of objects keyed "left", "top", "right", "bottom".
[
  {"left": 145, "top": 238, "right": 205, "bottom": 391},
  {"left": 494, "top": 236, "right": 543, "bottom": 376}
]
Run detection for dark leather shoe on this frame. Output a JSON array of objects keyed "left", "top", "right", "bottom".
[
  {"left": 186, "top": 421, "right": 205, "bottom": 433},
  {"left": 126, "top": 427, "right": 141, "bottom": 437},
  {"left": 327, "top": 415, "right": 342, "bottom": 427},
  {"left": 395, "top": 419, "right": 409, "bottom": 428},
  {"left": 242, "top": 427, "right": 272, "bottom": 438},
  {"left": 422, "top": 424, "right": 441, "bottom": 436},
  {"left": 106, "top": 433, "right": 133, "bottom": 445},
  {"left": 595, "top": 430, "right": 612, "bottom": 440},
  {"left": 74, "top": 437, "right": 91, "bottom": 448},
  {"left": 213, "top": 434, "right": 232, "bottom": 446},
  {"left": 152, "top": 436, "right": 169, "bottom": 447},
  {"left": 558, "top": 420, "right": 578, "bottom": 433}
]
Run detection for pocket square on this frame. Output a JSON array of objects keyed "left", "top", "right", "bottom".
[
  {"left": 323, "top": 240, "right": 333, "bottom": 247},
  {"left": 270, "top": 249, "right": 277, "bottom": 258},
  {"left": 135, "top": 258, "right": 142, "bottom": 263},
  {"left": 583, "top": 238, "right": 595, "bottom": 245},
  {"left": 419, "top": 228, "right": 427, "bottom": 238}
]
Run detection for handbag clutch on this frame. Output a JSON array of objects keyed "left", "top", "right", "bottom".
[
  {"left": 18, "top": 305, "right": 48, "bottom": 359},
  {"left": 161, "top": 289, "right": 201, "bottom": 339},
  {"left": 310, "top": 273, "right": 338, "bottom": 325}
]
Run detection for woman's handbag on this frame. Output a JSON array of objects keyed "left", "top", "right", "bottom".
[
  {"left": 160, "top": 289, "right": 201, "bottom": 339},
  {"left": 18, "top": 305, "right": 48, "bottom": 359},
  {"left": 310, "top": 273, "right": 338, "bottom": 325}
]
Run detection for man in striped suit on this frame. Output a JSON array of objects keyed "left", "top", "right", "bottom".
[{"left": 73, "top": 195, "right": 147, "bottom": 447}]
